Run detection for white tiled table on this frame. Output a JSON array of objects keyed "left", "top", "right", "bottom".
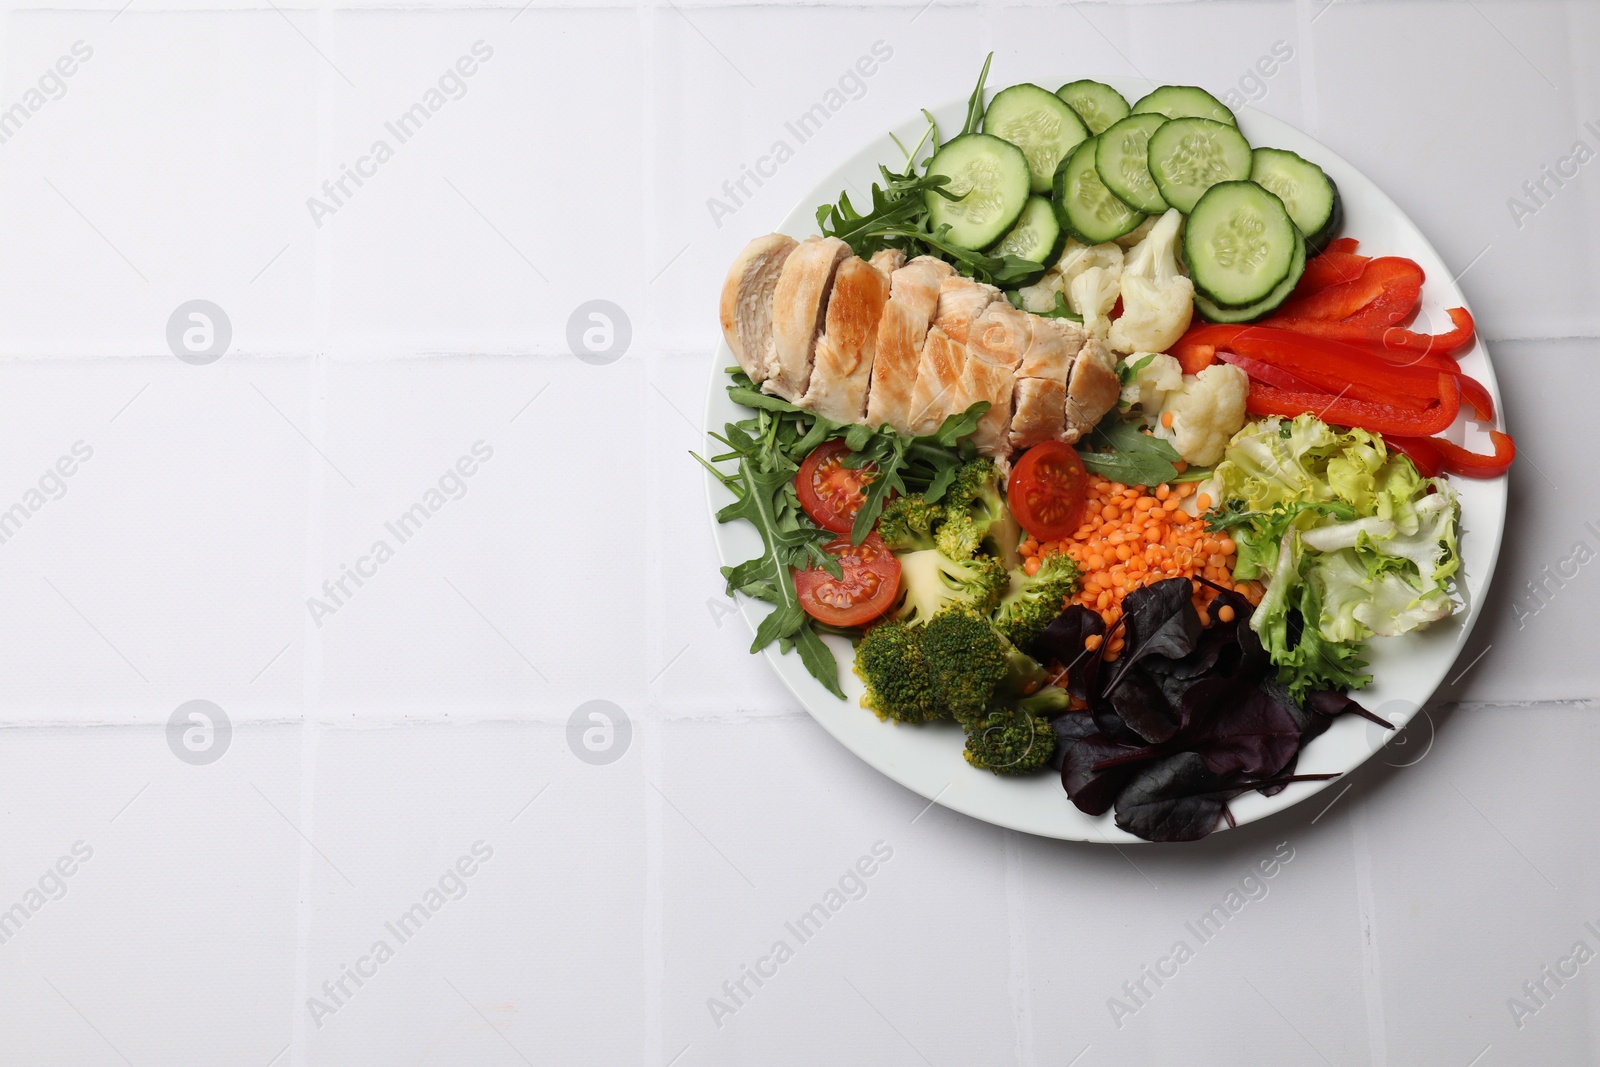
[{"left": 0, "top": 1, "right": 1596, "bottom": 1064}]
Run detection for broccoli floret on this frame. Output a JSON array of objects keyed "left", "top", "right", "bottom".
[
  {"left": 877, "top": 495, "right": 945, "bottom": 552},
  {"left": 921, "top": 606, "right": 1051, "bottom": 724},
  {"left": 946, "top": 459, "right": 1025, "bottom": 568},
  {"left": 853, "top": 621, "right": 940, "bottom": 724},
  {"left": 934, "top": 513, "right": 981, "bottom": 560},
  {"left": 893, "top": 549, "right": 1009, "bottom": 626},
  {"left": 947, "top": 459, "right": 1006, "bottom": 528},
  {"left": 920, "top": 606, "right": 1010, "bottom": 720},
  {"left": 1014, "top": 684, "right": 1072, "bottom": 717},
  {"left": 962, "top": 706, "right": 1056, "bottom": 775},
  {"left": 855, "top": 607, "right": 1063, "bottom": 775},
  {"left": 993, "top": 553, "right": 1082, "bottom": 649}
]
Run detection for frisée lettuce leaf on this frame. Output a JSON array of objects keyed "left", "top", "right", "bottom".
[{"left": 1208, "top": 415, "right": 1460, "bottom": 701}]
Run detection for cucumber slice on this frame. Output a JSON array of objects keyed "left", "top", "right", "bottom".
[
  {"left": 1055, "top": 79, "right": 1130, "bottom": 136},
  {"left": 1250, "top": 147, "right": 1339, "bottom": 245},
  {"left": 1194, "top": 227, "right": 1306, "bottom": 323},
  {"left": 924, "top": 133, "right": 1032, "bottom": 250},
  {"left": 1053, "top": 137, "right": 1147, "bottom": 244},
  {"left": 1305, "top": 179, "right": 1343, "bottom": 254},
  {"left": 1147, "top": 117, "right": 1252, "bottom": 214},
  {"left": 1185, "top": 180, "right": 1298, "bottom": 307},
  {"left": 1131, "top": 84, "right": 1237, "bottom": 126},
  {"left": 988, "top": 195, "right": 1064, "bottom": 281},
  {"left": 1095, "top": 113, "right": 1169, "bottom": 214},
  {"left": 983, "top": 83, "right": 1091, "bottom": 193}
]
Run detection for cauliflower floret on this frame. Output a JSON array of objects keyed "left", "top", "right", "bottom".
[
  {"left": 1114, "top": 215, "right": 1159, "bottom": 249},
  {"left": 1072, "top": 266, "right": 1121, "bottom": 339},
  {"left": 1153, "top": 364, "right": 1249, "bottom": 467},
  {"left": 1118, "top": 352, "right": 1184, "bottom": 412},
  {"left": 1107, "top": 209, "right": 1194, "bottom": 356},
  {"left": 1017, "top": 238, "right": 1123, "bottom": 316}
]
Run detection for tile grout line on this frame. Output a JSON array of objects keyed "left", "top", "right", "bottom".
[
  {"left": 638, "top": 2, "right": 670, "bottom": 1063},
  {"left": 1349, "top": 789, "right": 1389, "bottom": 1067},
  {"left": 1002, "top": 830, "right": 1036, "bottom": 1067},
  {"left": 288, "top": 0, "right": 342, "bottom": 1059}
]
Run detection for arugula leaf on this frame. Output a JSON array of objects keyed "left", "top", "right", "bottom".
[
  {"left": 695, "top": 373, "right": 984, "bottom": 699},
  {"left": 816, "top": 168, "right": 955, "bottom": 258},
  {"left": 843, "top": 401, "right": 989, "bottom": 544},
  {"left": 1077, "top": 415, "right": 1183, "bottom": 488},
  {"left": 962, "top": 52, "right": 993, "bottom": 136},
  {"left": 715, "top": 455, "right": 843, "bottom": 697},
  {"left": 1117, "top": 353, "right": 1156, "bottom": 386},
  {"left": 1009, "top": 289, "right": 1082, "bottom": 322}
]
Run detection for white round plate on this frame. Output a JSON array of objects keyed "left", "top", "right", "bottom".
[{"left": 703, "top": 81, "right": 1507, "bottom": 842}]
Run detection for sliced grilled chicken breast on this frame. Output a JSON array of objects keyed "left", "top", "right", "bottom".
[
  {"left": 1020, "top": 317, "right": 1087, "bottom": 378},
  {"left": 1009, "top": 377, "right": 1069, "bottom": 450},
  {"left": 960, "top": 356, "right": 1016, "bottom": 458},
  {"left": 933, "top": 275, "right": 1002, "bottom": 345},
  {"left": 868, "top": 248, "right": 907, "bottom": 275},
  {"left": 798, "top": 256, "right": 891, "bottom": 423},
  {"left": 719, "top": 233, "right": 798, "bottom": 383},
  {"left": 1008, "top": 319, "right": 1071, "bottom": 451},
  {"left": 891, "top": 256, "right": 955, "bottom": 315},
  {"left": 1064, "top": 337, "right": 1121, "bottom": 442},
  {"left": 864, "top": 258, "right": 955, "bottom": 434},
  {"left": 906, "top": 326, "right": 968, "bottom": 437},
  {"left": 767, "top": 236, "right": 850, "bottom": 400}
]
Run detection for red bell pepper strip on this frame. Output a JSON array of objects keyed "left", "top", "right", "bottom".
[
  {"left": 1322, "top": 238, "right": 1360, "bottom": 255},
  {"left": 1210, "top": 326, "right": 1446, "bottom": 404},
  {"left": 1275, "top": 257, "right": 1425, "bottom": 325},
  {"left": 1386, "top": 436, "right": 1444, "bottom": 477},
  {"left": 1214, "top": 349, "right": 1323, "bottom": 393},
  {"left": 1389, "top": 431, "right": 1514, "bottom": 479},
  {"left": 1171, "top": 332, "right": 1222, "bottom": 375},
  {"left": 1262, "top": 306, "right": 1476, "bottom": 360},
  {"left": 1455, "top": 373, "right": 1495, "bottom": 422},
  {"left": 1241, "top": 313, "right": 1491, "bottom": 415},
  {"left": 1294, "top": 251, "right": 1370, "bottom": 296},
  {"left": 1343, "top": 258, "right": 1427, "bottom": 327},
  {"left": 1245, "top": 373, "right": 1460, "bottom": 437}
]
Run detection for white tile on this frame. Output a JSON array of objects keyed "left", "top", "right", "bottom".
[
  {"left": 1307, "top": 0, "right": 1600, "bottom": 341},
  {"left": 0, "top": 357, "right": 309, "bottom": 723},
  {"left": 1447, "top": 338, "right": 1600, "bottom": 704},
  {"left": 324, "top": 8, "right": 646, "bottom": 356},
  {"left": 0, "top": 724, "right": 301, "bottom": 1066},
  {"left": 301, "top": 723, "right": 648, "bottom": 1064},
  {"left": 313, "top": 355, "right": 654, "bottom": 720},
  {"left": 0, "top": 10, "right": 322, "bottom": 357},
  {"left": 1353, "top": 702, "right": 1600, "bottom": 1064},
  {"left": 659, "top": 717, "right": 1017, "bottom": 1063}
]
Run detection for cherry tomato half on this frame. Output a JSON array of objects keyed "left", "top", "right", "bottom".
[
  {"left": 796, "top": 439, "right": 879, "bottom": 534},
  {"left": 1007, "top": 441, "right": 1089, "bottom": 542},
  {"left": 794, "top": 532, "right": 901, "bottom": 628}
]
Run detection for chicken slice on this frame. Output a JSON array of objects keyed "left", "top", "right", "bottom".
[
  {"left": 967, "top": 302, "right": 1030, "bottom": 371},
  {"left": 864, "top": 302, "right": 923, "bottom": 435},
  {"left": 933, "top": 275, "right": 1002, "bottom": 345},
  {"left": 797, "top": 256, "right": 891, "bottom": 423},
  {"left": 1009, "top": 377, "right": 1069, "bottom": 451},
  {"left": 890, "top": 256, "right": 955, "bottom": 317},
  {"left": 960, "top": 354, "right": 1016, "bottom": 458},
  {"left": 718, "top": 233, "right": 798, "bottom": 383},
  {"left": 1006, "top": 328, "right": 1067, "bottom": 451},
  {"left": 863, "top": 258, "right": 955, "bottom": 434},
  {"left": 767, "top": 236, "right": 851, "bottom": 400},
  {"left": 906, "top": 326, "right": 968, "bottom": 437},
  {"left": 1022, "top": 316, "right": 1087, "bottom": 376},
  {"left": 868, "top": 248, "right": 907, "bottom": 275},
  {"left": 1064, "top": 337, "right": 1121, "bottom": 442}
]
